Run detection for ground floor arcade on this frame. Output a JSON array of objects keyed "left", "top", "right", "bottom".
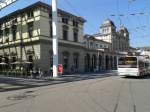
[{"left": 0, "top": 40, "right": 118, "bottom": 76}]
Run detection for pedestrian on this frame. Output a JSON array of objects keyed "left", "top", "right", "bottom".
[
  {"left": 33, "top": 68, "right": 36, "bottom": 78},
  {"left": 35, "top": 68, "right": 39, "bottom": 78},
  {"left": 39, "top": 68, "right": 43, "bottom": 78},
  {"left": 30, "top": 69, "right": 33, "bottom": 78},
  {"left": 50, "top": 67, "right": 53, "bottom": 76}
]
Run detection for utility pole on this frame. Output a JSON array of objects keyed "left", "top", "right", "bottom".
[
  {"left": 20, "top": 15, "right": 23, "bottom": 72},
  {"left": 52, "top": 0, "right": 58, "bottom": 78}
]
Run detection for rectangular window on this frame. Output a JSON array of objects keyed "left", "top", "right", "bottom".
[
  {"left": 50, "top": 25, "right": 53, "bottom": 38},
  {"left": 27, "top": 11, "right": 34, "bottom": 18},
  {"left": 63, "top": 55, "right": 68, "bottom": 69},
  {"left": 73, "top": 30, "right": 78, "bottom": 42},
  {"left": 5, "top": 37, "right": 9, "bottom": 43},
  {"left": 0, "top": 30, "right": 3, "bottom": 38},
  {"left": 73, "top": 56, "right": 78, "bottom": 69},
  {"left": 12, "top": 18, "right": 17, "bottom": 24},
  {"left": 28, "top": 22, "right": 33, "bottom": 38},
  {"left": 50, "top": 21, "right": 52, "bottom": 38},
  {"left": 73, "top": 20, "right": 78, "bottom": 27},
  {"left": 5, "top": 28, "right": 9, "bottom": 37},
  {"left": 96, "top": 44, "right": 98, "bottom": 48},
  {"left": 90, "top": 42, "right": 93, "bottom": 48},
  {"left": 62, "top": 18, "right": 68, "bottom": 24},
  {"left": 12, "top": 25, "right": 17, "bottom": 41},
  {"left": 63, "top": 30, "right": 68, "bottom": 40}
]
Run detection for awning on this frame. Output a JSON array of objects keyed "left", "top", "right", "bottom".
[
  {"left": 24, "top": 61, "right": 32, "bottom": 64},
  {"left": 10, "top": 61, "right": 20, "bottom": 65},
  {"left": 10, "top": 61, "right": 33, "bottom": 65},
  {"left": 0, "top": 62, "right": 7, "bottom": 65}
]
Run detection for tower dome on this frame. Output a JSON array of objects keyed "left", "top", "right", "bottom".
[
  {"left": 119, "top": 26, "right": 129, "bottom": 37},
  {"left": 119, "top": 26, "right": 129, "bottom": 33},
  {"left": 101, "top": 19, "right": 116, "bottom": 27}
]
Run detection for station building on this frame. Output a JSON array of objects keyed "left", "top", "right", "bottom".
[
  {"left": 93, "top": 19, "right": 130, "bottom": 52},
  {"left": 0, "top": 2, "right": 120, "bottom": 75}
]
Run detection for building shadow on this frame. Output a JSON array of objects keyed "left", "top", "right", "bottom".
[
  {"left": 0, "top": 71, "right": 116, "bottom": 92},
  {"left": 122, "top": 74, "right": 150, "bottom": 79}
]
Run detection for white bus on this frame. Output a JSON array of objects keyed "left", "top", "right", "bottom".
[{"left": 117, "top": 56, "right": 150, "bottom": 76}]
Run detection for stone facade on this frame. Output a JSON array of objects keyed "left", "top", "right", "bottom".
[
  {"left": 0, "top": 2, "right": 118, "bottom": 75},
  {"left": 94, "top": 19, "right": 130, "bottom": 52},
  {"left": 83, "top": 35, "right": 117, "bottom": 71}
]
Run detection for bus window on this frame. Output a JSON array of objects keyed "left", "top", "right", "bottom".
[
  {"left": 118, "top": 57, "right": 137, "bottom": 68},
  {"left": 139, "top": 61, "right": 145, "bottom": 68},
  {"left": 145, "top": 62, "right": 150, "bottom": 69}
]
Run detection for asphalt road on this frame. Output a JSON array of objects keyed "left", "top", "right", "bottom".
[{"left": 0, "top": 74, "right": 150, "bottom": 112}]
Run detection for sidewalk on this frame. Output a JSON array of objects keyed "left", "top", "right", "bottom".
[
  {"left": 0, "top": 70, "right": 117, "bottom": 81},
  {"left": 0, "top": 70, "right": 117, "bottom": 92}
]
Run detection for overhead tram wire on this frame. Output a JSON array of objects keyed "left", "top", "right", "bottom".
[
  {"left": 113, "top": 0, "right": 149, "bottom": 45},
  {"left": 136, "top": 14, "right": 148, "bottom": 37},
  {"left": 127, "top": 0, "right": 138, "bottom": 45},
  {"left": 140, "top": 1, "right": 150, "bottom": 39},
  {"left": 116, "top": 0, "right": 122, "bottom": 27},
  {"left": 110, "top": 12, "right": 150, "bottom": 35},
  {"left": 126, "top": 0, "right": 139, "bottom": 35},
  {"left": 56, "top": 0, "right": 68, "bottom": 13},
  {"left": 62, "top": 0, "right": 97, "bottom": 34},
  {"left": 126, "top": 1, "right": 140, "bottom": 47},
  {"left": 64, "top": 0, "right": 81, "bottom": 17},
  {"left": 64, "top": 0, "right": 97, "bottom": 33},
  {"left": 111, "top": 0, "right": 150, "bottom": 40},
  {"left": 110, "top": 11, "right": 150, "bottom": 30},
  {"left": 62, "top": 0, "right": 150, "bottom": 40}
]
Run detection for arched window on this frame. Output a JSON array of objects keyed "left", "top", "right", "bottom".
[
  {"left": 99, "top": 55, "right": 102, "bottom": 69},
  {"left": 28, "top": 55, "right": 33, "bottom": 70},
  {"left": 62, "top": 51, "right": 70, "bottom": 69},
  {"left": 0, "top": 56, "right": 2, "bottom": 70},
  {"left": 114, "top": 56, "right": 117, "bottom": 69},
  {"left": 0, "top": 56, "right": 2, "bottom": 63},
  {"left": 110, "top": 56, "right": 113, "bottom": 69},
  {"left": 73, "top": 53, "right": 79, "bottom": 69},
  {"left": 84, "top": 53, "right": 90, "bottom": 72},
  {"left": 28, "top": 55, "right": 33, "bottom": 62},
  {"left": 49, "top": 51, "right": 53, "bottom": 67},
  {"left": 5, "top": 57, "right": 9, "bottom": 63},
  {"left": 105, "top": 55, "right": 109, "bottom": 70},
  {"left": 92, "top": 54, "right": 97, "bottom": 69}
]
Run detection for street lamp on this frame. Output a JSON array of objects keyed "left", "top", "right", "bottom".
[{"left": 52, "top": 0, "right": 58, "bottom": 78}]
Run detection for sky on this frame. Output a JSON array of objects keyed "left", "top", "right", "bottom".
[{"left": 0, "top": 0, "right": 150, "bottom": 47}]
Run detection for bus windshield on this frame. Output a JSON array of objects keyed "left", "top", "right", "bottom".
[{"left": 118, "top": 57, "right": 137, "bottom": 68}]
